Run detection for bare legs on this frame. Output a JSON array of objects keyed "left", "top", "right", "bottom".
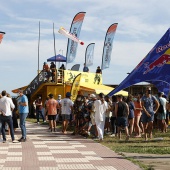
[
  {"left": 62, "top": 120, "right": 69, "bottom": 134},
  {"left": 134, "top": 116, "right": 141, "bottom": 137}
]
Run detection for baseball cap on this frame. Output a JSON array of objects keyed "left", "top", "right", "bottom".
[
  {"left": 66, "top": 92, "right": 71, "bottom": 97},
  {"left": 90, "top": 94, "right": 96, "bottom": 98}
]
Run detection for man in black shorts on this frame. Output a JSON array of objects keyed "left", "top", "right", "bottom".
[{"left": 115, "top": 95, "right": 130, "bottom": 141}]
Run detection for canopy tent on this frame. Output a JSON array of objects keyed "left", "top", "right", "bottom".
[
  {"left": 80, "top": 83, "right": 128, "bottom": 96},
  {"left": 108, "top": 28, "right": 170, "bottom": 97},
  {"left": 12, "top": 86, "right": 28, "bottom": 93},
  {"left": 47, "top": 54, "right": 66, "bottom": 62}
]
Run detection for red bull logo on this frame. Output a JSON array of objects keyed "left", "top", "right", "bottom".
[{"left": 143, "top": 54, "right": 170, "bottom": 74}]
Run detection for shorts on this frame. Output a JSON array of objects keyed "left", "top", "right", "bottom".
[
  {"left": 61, "top": 114, "right": 70, "bottom": 121},
  {"left": 48, "top": 115, "right": 56, "bottom": 121},
  {"left": 157, "top": 113, "right": 166, "bottom": 120},
  {"left": 116, "top": 117, "right": 128, "bottom": 127},
  {"left": 105, "top": 117, "right": 110, "bottom": 122},
  {"left": 90, "top": 114, "right": 96, "bottom": 125},
  {"left": 142, "top": 112, "right": 154, "bottom": 123}
]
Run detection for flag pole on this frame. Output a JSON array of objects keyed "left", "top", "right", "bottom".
[
  {"left": 38, "top": 21, "right": 40, "bottom": 78},
  {"left": 53, "top": 23, "right": 57, "bottom": 67}
]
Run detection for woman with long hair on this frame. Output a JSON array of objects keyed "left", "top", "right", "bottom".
[
  {"left": 134, "top": 94, "right": 143, "bottom": 137},
  {"left": 126, "top": 94, "right": 135, "bottom": 136}
]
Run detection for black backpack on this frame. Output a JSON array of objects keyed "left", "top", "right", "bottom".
[{"left": 157, "top": 98, "right": 164, "bottom": 113}]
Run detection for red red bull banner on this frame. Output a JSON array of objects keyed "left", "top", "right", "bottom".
[
  {"left": 66, "top": 12, "right": 86, "bottom": 63},
  {"left": 101, "top": 23, "right": 118, "bottom": 70},
  {"left": 0, "top": 31, "right": 5, "bottom": 44},
  {"left": 108, "top": 28, "right": 170, "bottom": 96}
]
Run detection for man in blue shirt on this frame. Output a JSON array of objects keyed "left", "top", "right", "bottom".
[
  {"left": 141, "top": 86, "right": 159, "bottom": 141},
  {"left": 18, "top": 90, "right": 29, "bottom": 142},
  {"left": 83, "top": 63, "right": 89, "bottom": 72}
]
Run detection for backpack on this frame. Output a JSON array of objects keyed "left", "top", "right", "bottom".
[{"left": 158, "top": 98, "right": 164, "bottom": 113}]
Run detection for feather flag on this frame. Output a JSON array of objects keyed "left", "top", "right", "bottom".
[
  {"left": 65, "top": 12, "right": 86, "bottom": 63},
  {"left": 101, "top": 23, "right": 118, "bottom": 70},
  {"left": 0, "top": 31, "right": 5, "bottom": 44},
  {"left": 85, "top": 43, "right": 95, "bottom": 67}
]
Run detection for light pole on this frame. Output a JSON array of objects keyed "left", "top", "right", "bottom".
[
  {"left": 59, "top": 49, "right": 63, "bottom": 55},
  {"left": 58, "top": 49, "right": 64, "bottom": 68}
]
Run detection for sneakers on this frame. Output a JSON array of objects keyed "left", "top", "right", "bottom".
[
  {"left": 18, "top": 137, "right": 26, "bottom": 142},
  {"left": 3, "top": 140, "right": 6, "bottom": 143},
  {"left": 110, "top": 134, "right": 115, "bottom": 137},
  {"left": 12, "top": 140, "right": 19, "bottom": 143},
  {"left": 37, "top": 122, "right": 40, "bottom": 124}
]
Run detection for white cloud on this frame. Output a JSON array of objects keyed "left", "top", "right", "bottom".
[{"left": 1, "top": 0, "right": 170, "bottom": 94}]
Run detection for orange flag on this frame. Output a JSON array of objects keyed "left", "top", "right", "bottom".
[{"left": 0, "top": 32, "right": 5, "bottom": 44}]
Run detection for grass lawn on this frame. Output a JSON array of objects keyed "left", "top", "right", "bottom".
[{"left": 101, "top": 130, "right": 170, "bottom": 154}]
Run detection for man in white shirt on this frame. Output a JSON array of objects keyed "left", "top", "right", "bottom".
[
  {"left": 0, "top": 90, "right": 18, "bottom": 143},
  {"left": 60, "top": 92, "right": 73, "bottom": 134},
  {"left": 94, "top": 93, "right": 108, "bottom": 141}
]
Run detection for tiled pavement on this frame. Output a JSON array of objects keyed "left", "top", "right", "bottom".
[{"left": 0, "top": 122, "right": 141, "bottom": 170}]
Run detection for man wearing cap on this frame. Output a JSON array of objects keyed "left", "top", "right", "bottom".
[
  {"left": 60, "top": 92, "right": 73, "bottom": 134},
  {"left": 94, "top": 93, "right": 108, "bottom": 141},
  {"left": 0, "top": 90, "right": 18, "bottom": 143},
  {"left": 46, "top": 94, "right": 58, "bottom": 132},
  {"left": 18, "top": 89, "right": 29, "bottom": 142},
  {"left": 157, "top": 92, "right": 167, "bottom": 133}
]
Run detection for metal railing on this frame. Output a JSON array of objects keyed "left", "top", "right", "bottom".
[{"left": 23, "top": 69, "right": 64, "bottom": 95}]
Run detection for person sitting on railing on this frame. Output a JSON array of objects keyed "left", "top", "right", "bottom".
[
  {"left": 43, "top": 62, "right": 51, "bottom": 82},
  {"left": 50, "top": 62, "right": 56, "bottom": 82}
]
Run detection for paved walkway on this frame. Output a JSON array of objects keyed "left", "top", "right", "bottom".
[{"left": 0, "top": 122, "right": 141, "bottom": 170}]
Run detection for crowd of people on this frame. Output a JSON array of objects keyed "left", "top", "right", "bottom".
[
  {"left": 32, "top": 86, "right": 170, "bottom": 142},
  {"left": 1, "top": 85, "right": 170, "bottom": 143}
]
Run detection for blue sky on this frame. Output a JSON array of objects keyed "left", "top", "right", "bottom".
[{"left": 0, "top": 0, "right": 170, "bottom": 95}]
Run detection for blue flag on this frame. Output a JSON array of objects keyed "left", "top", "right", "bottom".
[
  {"left": 146, "top": 80, "right": 170, "bottom": 96},
  {"left": 108, "top": 28, "right": 170, "bottom": 96}
]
